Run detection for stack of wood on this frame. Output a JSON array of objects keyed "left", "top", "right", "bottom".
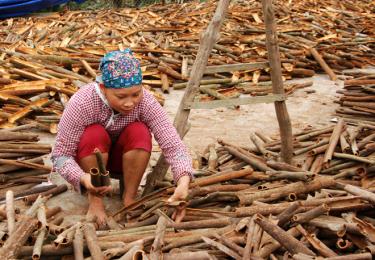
[
  {"left": 1, "top": 120, "right": 373, "bottom": 259},
  {"left": 0, "top": 77, "right": 73, "bottom": 132},
  {"left": 0, "top": 126, "right": 68, "bottom": 206},
  {"left": 106, "top": 120, "right": 374, "bottom": 259},
  {"left": 0, "top": 195, "right": 64, "bottom": 259},
  {"left": 335, "top": 72, "right": 375, "bottom": 126},
  {"left": 0, "top": 0, "right": 374, "bottom": 129},
  {"left": 0, "top": 55, "right": 164, "bottom": 131}
]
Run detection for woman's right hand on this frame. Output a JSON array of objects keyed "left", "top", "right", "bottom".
[{"left": 80, "top": 173, "right": 112, "bottom": 196}]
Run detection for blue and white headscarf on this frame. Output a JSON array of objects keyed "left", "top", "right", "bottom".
[{"left": 96, "top": 48, "right": 142, "bottom": 88}]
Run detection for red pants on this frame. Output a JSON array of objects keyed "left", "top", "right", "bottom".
[{"left": 76, "top": 122, "right": 152, "bottom": 177}]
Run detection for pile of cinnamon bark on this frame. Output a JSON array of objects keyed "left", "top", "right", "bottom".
[
  {"left": 0, "top": 125, "right": 67, "bottom": 215},
  {"left": 1, "top": 0, "right": 374, "bottom": 129},
  {"left": 0, "top": 119, "right": 373, "bottom": 259},
  {"left": 335, "top": 71, "right": 375, "bottom": 126}
]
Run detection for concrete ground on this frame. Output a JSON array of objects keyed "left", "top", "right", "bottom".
[{"left": 23, "top": 73, "right": 348, "bottom": 225}]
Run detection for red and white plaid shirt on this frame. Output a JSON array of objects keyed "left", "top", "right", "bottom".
[{"left": 51, "top": 82, "right": 193, "bottom": 192}]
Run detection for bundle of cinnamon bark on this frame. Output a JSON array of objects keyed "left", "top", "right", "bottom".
[
  {"left": 0, "top": 125, "right": 69, "bottom": 206},
  {"left": 335, "top": 72, "right": 375, "bottom": 126}
]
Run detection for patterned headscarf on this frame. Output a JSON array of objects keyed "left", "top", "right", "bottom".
[{"left": 97, "top": 48, "right": 142, "bottom": 88}]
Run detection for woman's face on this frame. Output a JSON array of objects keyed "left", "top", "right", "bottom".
[{"left": 100, "top": 84, "right": 143, "bottom": 115}]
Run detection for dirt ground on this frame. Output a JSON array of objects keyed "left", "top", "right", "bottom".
[{"left": 36, "top": 72, "right": 358, "bottom": 225}]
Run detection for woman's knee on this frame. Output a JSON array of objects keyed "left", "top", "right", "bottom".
[
  {"left": 119, "top": 122, "right": 152, "bottom": 153},
  {"left": 77, "top": 124, "right": 111, "bottom": 159}
]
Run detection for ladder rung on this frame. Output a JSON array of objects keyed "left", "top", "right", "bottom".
[{"left": 184, "top": 94, "right": 286, "bottom": 109}]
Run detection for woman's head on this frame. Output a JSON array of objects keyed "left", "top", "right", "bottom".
[
  {"left": 99, "top": 83, "right": 143, "bottom": 114},
  {"left": 97, "top": 48, "right": 143, "bottom": 114}
]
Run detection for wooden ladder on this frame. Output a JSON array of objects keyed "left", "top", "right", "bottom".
[{"left": 143, "top": 0, "right": 293, "bottom": 195}]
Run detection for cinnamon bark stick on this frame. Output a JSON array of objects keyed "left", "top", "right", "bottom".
[
  {"left": 323, "top": 119, "right": 345, "bottom": 166},
  {"left": 23, "top": 184, "right": 68, "bottom": 205},
  {"left": 310, "top": 48, "right": 337, "bottom": 81},
  {"left": 150, "top": 216, "right": 168, "bottom": 260},
  {"left": 254, "top": 214, "right": 315, "bottom": 256},
  {"left": 0, "top": 216, "right": 39, "bottom": 259},
  {"left": 73, "top": 224, "right": 84, "bottom": 260},
  {"left": 5, "top": 190, "right": 15, "bottom": 234},
  {"left": 238, "top": 177, "right": 336, "bottom": 205},
  {"left": 83, "top": 223, "right": 104, "bottom": 260},
  {"left": 296, "top": 225, "right": 337, "bottom": 257}
]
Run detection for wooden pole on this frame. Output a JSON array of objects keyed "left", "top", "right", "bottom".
[
  {"left": 143, "top": 0, "right": 231, "bottom": 195},
  {"left": 261, "top": 0, "right": 293, "bottom": 163}
]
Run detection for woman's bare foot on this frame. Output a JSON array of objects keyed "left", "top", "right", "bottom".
[{"left": 86, "top": 193, "right": 107, "bottom": 229}]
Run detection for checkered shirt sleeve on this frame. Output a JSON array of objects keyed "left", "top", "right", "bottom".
[
  {"left": 141, "top": 92, "right": 194, "bottom": 183},
  {"left": 51, "top": 91, "right": 93, "bottom": 192}
]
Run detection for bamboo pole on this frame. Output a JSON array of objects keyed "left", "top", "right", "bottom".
[
  {"left": 81, "top": 59, "right": 97, "bottom": 78},
  {"left": 0, "top": 131, "right": 39, "bottom": 141},
  {"left": 190, "top": 168, "right": 253, "bottom": 188},
  {"left": 0, "top": 184, "right": 56, "bottom": 203},
  {"left": 0, "top": 158, "right": 51, "bottom": 172}
]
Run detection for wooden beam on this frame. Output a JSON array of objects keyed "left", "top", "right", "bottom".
[
  {"left": 142, "top": 0, "right": 231, "bottom": 195},
  {"left": 262, "top": 0, "right": 294, "bottom": 163},
  {"left": 185, "top": 94, "right": 286, "bottom": 109},
  {"left": 190, "top": 62, "right": 269, "bottom": 74}
]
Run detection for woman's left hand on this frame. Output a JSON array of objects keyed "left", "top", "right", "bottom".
[{"left": 168, "top": 175, "right": 190, "bottom": 223}]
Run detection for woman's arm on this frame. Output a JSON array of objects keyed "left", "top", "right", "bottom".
[
  {"left": 51, "top": 95, "right": 92, "bottom": 192},
  {"left": 141, "top": 90, "right": 194, "bottom": 183}
]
